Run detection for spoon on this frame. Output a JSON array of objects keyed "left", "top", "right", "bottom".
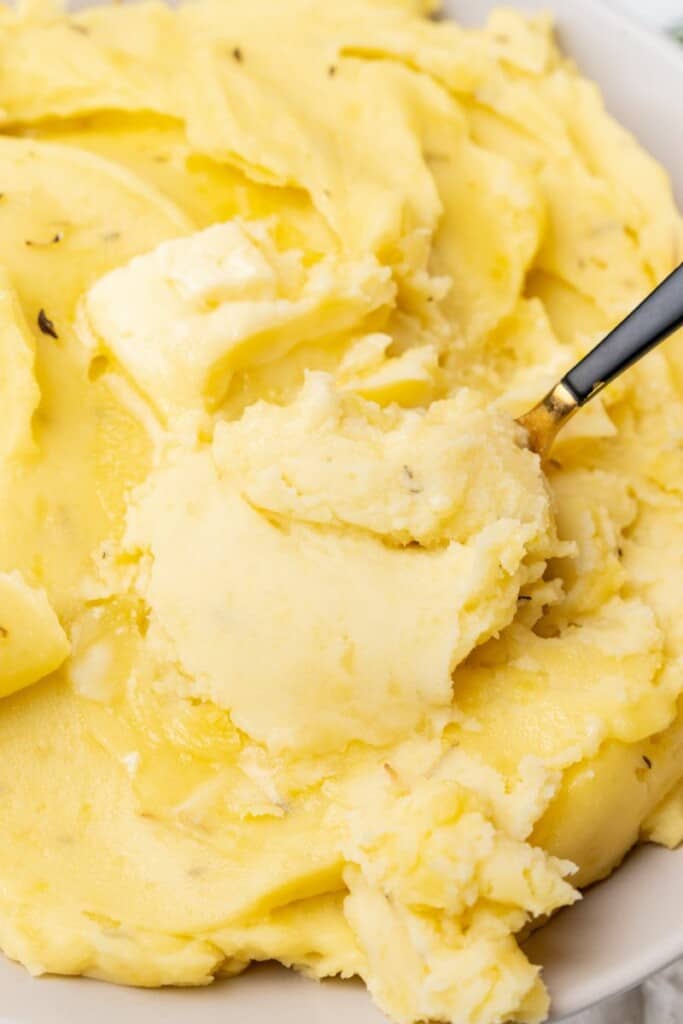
[{"left": 517, "top": 262, "right": 683, "bottom": 457}]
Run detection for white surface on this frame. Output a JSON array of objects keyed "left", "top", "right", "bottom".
[
  {"left": 573, "top": 961, "right": 683, "bottom": 1024},
  {"left": 1, "top": 1, "right": 683, "bottom": 1022},
  {"left": 608, "top": 0, "right": 683, "bottom": 32}
]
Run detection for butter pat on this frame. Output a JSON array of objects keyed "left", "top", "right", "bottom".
[
  {"left": 82, "top": 220, "right": 394, "bottom": 419},
  {"left": 0, "top": 571, "right": 70, "bottom": 699}
]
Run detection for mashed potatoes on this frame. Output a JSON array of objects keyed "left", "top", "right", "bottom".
[{"left": 0, "top": 1, "right": 682, "bottom": 1022}]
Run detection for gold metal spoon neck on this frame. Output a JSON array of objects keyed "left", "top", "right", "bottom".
[{"left": 516, "top": 380, "right": 579, "bottom": 459}]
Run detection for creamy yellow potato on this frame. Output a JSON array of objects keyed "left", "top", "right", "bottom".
[{"left": 0, "top": 2, "right": 682, "bottom": 1023}]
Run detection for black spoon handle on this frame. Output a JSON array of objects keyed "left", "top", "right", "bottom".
[{"left": 563, "top": 262, "right": 683, "bottom": 405}]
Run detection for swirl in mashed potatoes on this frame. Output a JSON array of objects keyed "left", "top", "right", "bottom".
[{"left": 0, "top": 2, "right": 682, "bottom": 1023}]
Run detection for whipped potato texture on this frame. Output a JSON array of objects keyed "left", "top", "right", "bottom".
[{"left": 0, "top": 2, "right": 682, "bottom": 1023}]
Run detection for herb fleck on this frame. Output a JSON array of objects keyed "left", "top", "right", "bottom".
[
  {"left": 0, "top": 625, "right": 7, "bottom": 639},
  {"left": 642, "top": 755, "right": 652, "bottom": 770},
  {"left": 402, "top": 465, "right": 423, "bottom": 494},
  {"left": 617, "top": 546, "right": 624, "bottom": 558},
  {"left": 328, "top": 64, "right": 337, "bottom": 77},
  {"left": 232, "top": 46, "right": 244, "bottom": 62},
  {"left": 37, "top": 309, "right": 58, "bottom": 339},
  {"left": 26, "top": 231, "right": 63, "bottom": 248}
]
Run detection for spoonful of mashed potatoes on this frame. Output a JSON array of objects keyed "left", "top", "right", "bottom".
[
  {"left": 518, "top": 260, "right": 683, "bottom": 456},
  {"left": 79, "top": 219, "right": 561, "bottom": 756},
  {"left": 0, "top": 2, "right": 683, "bottom": 1024}
]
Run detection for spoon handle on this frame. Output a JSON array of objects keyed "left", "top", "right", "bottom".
[{"left": 563, "top": 262, "right": 683, "bottom": 404}]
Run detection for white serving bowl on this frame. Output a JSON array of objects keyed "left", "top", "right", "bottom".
[{"left": 2, "top": 1, "right": 683, "bottom": 1021}]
